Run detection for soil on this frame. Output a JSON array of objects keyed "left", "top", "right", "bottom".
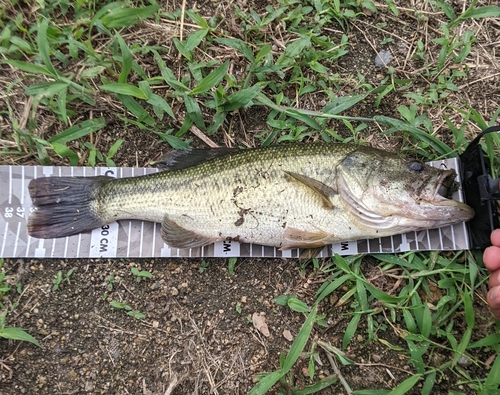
[{"left": 1, "top": 0, "right": 500, "bottom": 394}]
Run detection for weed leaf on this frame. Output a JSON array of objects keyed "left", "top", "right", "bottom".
[
  {"left": 2, "top": 60, "right": 54, "bottom": 77},
  {"left": 283, "top": 304, "right": 317, "bottom": 371},
  {"left": 224, "top": 84, "right": 264, "bottom": 111},
  {"left": 184, "top": 94, "right": 206, "bottom": 129},
  {"left": 116, "top": 33, "right": 133, "bottom": 83},
  {"left": 287, "top": 297, "right": 310, "bottom": 313},
  {"left": 248, "top": 370, "right": 283, "bottom": 395},
  {"left": 485, "top": 353, "right": 500, "bottom": 388},
  {"left": 215, "top": 38, "right": 255, "bottom": 62},
  {"left": 37, "top": 19, "right": 58, "bottom": 77},
  {"left": 100, "top": 83, "right": 148, "bottom": 99},
  {"left": 387, "top": 374, "right": 422, "bottom": 395},
  {"left": 116, "top": 94, "right": 155, "bottom": 126},
  {"left": 189, "top": 61, "right": 229, "bottom": 95},
  {"left": 49, "top": 118, "right": 106, "bottom": 144},
  {"left": 185, "top": 29, "right": 209, "bottom": 52},
  {"left": 0, "top": 327, "right": 40, "bottom": 347},
  {"left": 100, "top": 4, "right": 160, "bottom": 29},
  {"left": 51, "top": 142, "right": 79, "bottom": 165}
]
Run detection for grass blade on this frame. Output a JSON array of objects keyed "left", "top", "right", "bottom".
[
  {"left": 25, "top": 82, "right": 67, "bottom": 97},
  {"left": 387, "top": 374, "right": 421, "bottom": 394},
  {"left": 37, "top": 19, "right": 58, "bottom": 77},
  {"left": 185, "top": 29, "right": 208, "bottom": 52},
  {"left": 2, "top": 60, "right": 54, "bottom": 77},
  {"left": 116, "top": 94, "right": 154, "bottom": 126},
  {"left": 0, "top": 326, "right": 40, "bottom": 346},
  {"left": 100, "top": 83, "right": 148, "bottom": 99},
  {"left": 248, "top": 370, "right": 283, "bottom": 395},
  {"left": 283, "top": 304, "right": 317, "bottom": 372},
  {"left": 116, "top": 33, "right": 133, "bottom": 83},
  {"left": 147, "top": 94, "right": 176, "bottom": 120},
  {"left": 184, "top": 94, "right": 206, "bottom": 129},
  {"left": 189, "top": 61, "right": 229, "bottom": 95},
  {"left": 223, "top": 84, "right": 264, "bottom": 112},
  {"left": 315, "top": 274, "right": 354, "bottom": 303},
  {"left": 49, "top": 118, "right": 106, "bottom": 144},
  {"left": 214, "top": 38, "right": 255, "bottom": 62},
  {"left": 293, "top": 375, "right": 338, "bottom": 394},
  {"left": 323, "top": 94, "right": 368, "bottom": 115},
  {"left": 342, "top": 314, "right": 361, "bottom": 349},
  {"left": 485, "top": 353, "right": 500, "bottom": 388},
  {"left": 375, "top": 115, "right": 453, "bottom": 156},
  {"left": 50, "top": 142, "right": 79, "bottom": 165},
  {"left": 100, "top": 5, "right": 160, "bottom": 29}
]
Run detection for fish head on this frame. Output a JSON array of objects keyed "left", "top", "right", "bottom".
[{"left": 337, "top": 149, "right": 474, "bottom": 230}]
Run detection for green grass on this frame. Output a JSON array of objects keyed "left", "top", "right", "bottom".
[
  {"left": 1, "top": 0, "right": 500, "bottom": 393},
  {"left": 0, "top": 259, "right": 40, "bottom": 347}
]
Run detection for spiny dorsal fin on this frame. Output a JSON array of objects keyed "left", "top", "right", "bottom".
[
  {"left": 156, "top": 147, "right": 238, "bottom": 171},
  {"left": 284, "top": 171, "right": 337, "bottom": 209}
]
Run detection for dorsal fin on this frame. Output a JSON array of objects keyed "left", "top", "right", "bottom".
[
  {"left": 156, "top": 147, "right": 238, "bottom": 171},
  {"left": 284, "top": 171, "right": 337, "bottom": 209}
]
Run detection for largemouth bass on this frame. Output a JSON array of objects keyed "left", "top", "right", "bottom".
[{"left": 27, "top": 143, "right": 474, "bottom": 252}]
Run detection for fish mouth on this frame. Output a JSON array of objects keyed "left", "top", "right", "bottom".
[
  {"left": 434, "top": 169, "right": 459, "bottom": 201},
  {"left": 424, "top": 169, "right": 474, "bottom": 221}
]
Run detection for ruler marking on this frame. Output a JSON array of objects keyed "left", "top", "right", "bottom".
[
  {"left": 1, "top": 222, "right": 9, "bottom": 257},
  {"left": 21, "top": 166, "right": 25, "bottom": 205},
  {"left": 75, "top": 234, "right": 81, "bottom": 258},
  {"left": 51, "top": 238, "right": 56, "bottom": 258},
  {"left": 8, "top": 166, "right": 12, "bottom": 204},
  {"left": 26, "top": 235, "right": 31, "bottom": 258},
  {"left": 139, "top": 222, "right": 144, "bottom": 257},
  {"left": 127, "top": 167, "right": 132, "bottom": 258},
  {"left": 25, "top": 166, "right": 35, "bottom": 257},
  {"left": 12, "top": 222, "right": 21, "bottom": 257},
  {"left": 74, "top": 168, "right": 83, "bottom": 257},
  {"left": 64, "top": 237, "right": 69, "bottom": 259},
  {"left": 127, "top": 222, "right": 132, "bottom": 258},
  {"left": 414, "top": 231, "right": 419, "bottom": 250},
  {"left": 450, "top": 225, "right": 456, "bottom": 248}
]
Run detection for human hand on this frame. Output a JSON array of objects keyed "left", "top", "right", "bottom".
[{"left": 483, "top": 228, "right": 500, "bottom": 319}]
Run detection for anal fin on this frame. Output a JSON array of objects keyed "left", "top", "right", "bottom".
[
  {"left": 298, "top": 247, "right": 326, "bottom": 260},
  {"left": 161, "top": 214, "right": 216, "bottom": 249}
]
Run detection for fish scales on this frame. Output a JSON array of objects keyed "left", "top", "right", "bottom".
[
  {"left": 96, "top": 143, "right": 355, "bottom": 248},
  {"left": 27, "top": 143, "right": 474, "bottom": 251}
]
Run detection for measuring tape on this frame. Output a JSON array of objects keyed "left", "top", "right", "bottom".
[{"left": 0, "top": 157, "right": 470, "bottom": 259}]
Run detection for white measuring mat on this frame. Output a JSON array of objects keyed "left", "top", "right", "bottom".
[{"left": 0, "top": 158, "right": 470, "bottom": 258}]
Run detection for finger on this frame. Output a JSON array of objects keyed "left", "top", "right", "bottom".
[
  {"left": 491, "top": 229, "right": 500, "bottom": 247},
  {"left": 489, "top": 269, "right": 500, "bottom": 288},
  {"left": 483, "top": 245, "right": 500, "bottom": 272},
  {"left": 487, "top": 286, "right": 500, "bottom": 320}
]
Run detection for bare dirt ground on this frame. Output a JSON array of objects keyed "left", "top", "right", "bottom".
[{"left": 1, "top": 0, "right": 500, "bottom": 394}]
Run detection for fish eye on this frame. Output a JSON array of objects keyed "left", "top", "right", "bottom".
[{"left": 409, "top": 161, "right": 423, "bottom": 172}]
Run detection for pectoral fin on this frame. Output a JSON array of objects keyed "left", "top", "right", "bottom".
[
  {"left": 281, "top": 227, "right": 332, "bottom": 250},
  {"left": 284, "top": 171, "right": 337, "bottom": 209},
  {"left": 161, "top": 214, "right": 216, "bottom": 249}
]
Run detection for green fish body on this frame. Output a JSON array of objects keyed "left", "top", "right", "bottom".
[{"left": 28, "top": 143, "right": 474, "bottom": 251}]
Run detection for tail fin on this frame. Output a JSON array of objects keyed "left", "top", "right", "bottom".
[{"left": 28, "top": 176, "right": 112, "bottom": 239}]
